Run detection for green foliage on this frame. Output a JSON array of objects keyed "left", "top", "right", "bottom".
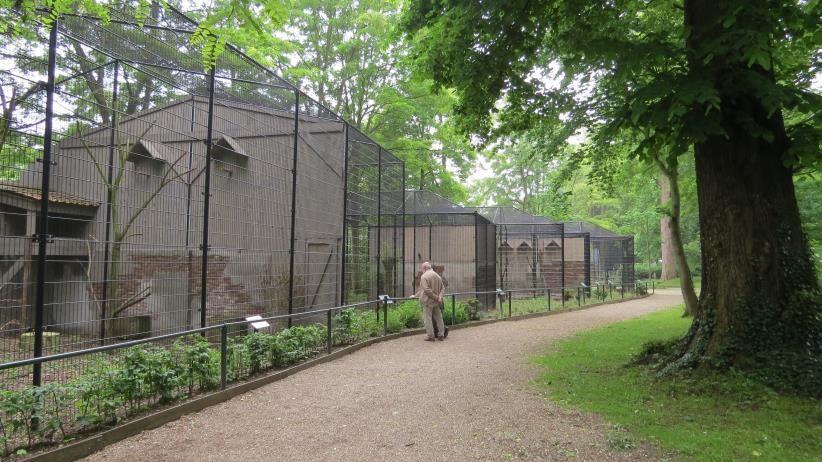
[
  {"left": 0, "top": 321, "right": 331, "bottom": 455},
  {"left": 0, "top": 140, "right": 39, "bottom": 182},
  {"left": 1, "top": 0, "right": 288, "bottom": 70},
  {"left": 535, "top": 308, "right": 822, "bottom": 461},
  {"left": 242, "top": 333, "right": 270, "bottom": 375},
  {"left": 391, "top": 301, "right": 423, "bottom": 328},
  {"left": 277, "top": 0, "right": 474, "bottom": 202},
  {"left": 796, "top": 174, "right": 822, "bottom": 276},
  {"left": 173, "top": 336, "right": 219, "bottom": 396},
  {"left": 442, "top": 301, "right": 469, "bottom": 324}
]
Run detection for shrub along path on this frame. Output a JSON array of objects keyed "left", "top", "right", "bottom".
[{"left": 83, "top": 290, "right": 683, "bottom": 462}]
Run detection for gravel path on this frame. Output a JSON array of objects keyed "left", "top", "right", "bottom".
[{"left": 83, "top": 291, "right": 683, "bottom": 462}]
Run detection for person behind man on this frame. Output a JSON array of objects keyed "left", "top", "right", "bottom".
[{"left": 416, "top": 261, "right": 446, "bottom": 341}]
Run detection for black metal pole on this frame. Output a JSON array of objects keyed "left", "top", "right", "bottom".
[
  {"left": 382, "top": 300, "right": 387, "bottom": 335},
  {"left": 376, "top": 146, "right": 382, "bottom": 297},
  {"left": 412, "top": 214, "right": 417, "bottom": 294},
  {"left": 99, "top": 60, "right": 119, "bottom": 345},
  {"left": 560, "top": 224, "right": 565, "bottom": 310},
  {"left": 503, "top": 225, "right": 509, "bottom": 291},
  {"left": 450, "top": 294, "right": 456, "bottom": 326},
  {"left": 401, "top": 163, "right": 406, "bottom": 297},
  {"left": 287, "top": 91, "right": 300, "bottom": 326},
  {"left": 585, "top": 235, "right": 592, "bottom": 288},
  {"left": 474, "top": 212, "right": 479, "bottom": 295},
  {"left": 199, "top": 65, "right": 216, "bottom": 330},
  {"left": 32, "top": 17, "right": 59, "bottom": 387},
  {"left": 339, "top": 123, "right": 349, "bottom": 305}
]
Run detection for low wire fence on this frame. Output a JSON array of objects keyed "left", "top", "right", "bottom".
[{"left": 0, "top": 282, "right": 651, "bottom": 457}]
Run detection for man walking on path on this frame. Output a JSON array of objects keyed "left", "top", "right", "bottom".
[{"left": 418, "top": 261, "right": 446, "bottom": 341}]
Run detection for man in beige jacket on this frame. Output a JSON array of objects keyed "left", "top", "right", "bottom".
[{"left": 416, "top": 261, "right": 446, "bottom": 341}]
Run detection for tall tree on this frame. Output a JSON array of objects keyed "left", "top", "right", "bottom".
[
  {"left": 404, "top": 0, "right": 821, "bottom": 392},
  {"left": 277, "top": 0, "right": 474, "bottom": 200}
]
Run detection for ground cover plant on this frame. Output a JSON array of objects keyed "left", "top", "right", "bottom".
[
  {"left": 534, "top": 308, "right": 822, "bottom": 461},
  {"left": 0, "top": 299, "right": 474, "bottom": 456}
]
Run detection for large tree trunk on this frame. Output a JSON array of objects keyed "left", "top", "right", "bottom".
[
  {"left": 658, "top": 173, "right": 677, "bottom": 280},
  {"left": 672, "top": 0, "right": 821, "bottom": 392}
]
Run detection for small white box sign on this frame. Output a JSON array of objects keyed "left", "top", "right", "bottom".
[{"left": 245, "top": 315, "right": 270, "bottom": 330}]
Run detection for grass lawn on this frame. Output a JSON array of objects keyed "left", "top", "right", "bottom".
[
  {"left": 534, "top": 308, "right": 822, "bottom": 462},
  {"left": 652, "top": 277, "right": 702, "bottom": 290}
]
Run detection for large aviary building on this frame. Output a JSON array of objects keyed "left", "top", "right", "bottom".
[{"left": 0, "top": 96, "right": 347, "bottom": 339}]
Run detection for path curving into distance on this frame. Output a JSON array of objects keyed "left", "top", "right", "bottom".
[{"left": 83, "top": 290, "right": 683, "bottom": 462}]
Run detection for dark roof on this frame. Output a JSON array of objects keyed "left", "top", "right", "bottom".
[
  {"left": 213, "top": 135, "right": 249, "bottom": 165},
  {"left": 471, "top": 206, "right": 558, "bottom": 225},
  {"left": 564, "top": 221, "right": 628, "bottom": 239},
  {"left": 0, "top": 183, "right": 99, "bottom": 207},
  {"left": 127, "top": 139, "right": 176, "bottom": 163},
  {"left": 404, "top": 190, "right": 473, "bottom": 215}
]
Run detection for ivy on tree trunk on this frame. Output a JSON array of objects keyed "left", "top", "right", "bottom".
[{"left": 664, "top": 0, "right": 822, "bottom": 393}]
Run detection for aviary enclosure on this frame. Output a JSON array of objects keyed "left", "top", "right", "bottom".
[
  {"left": 0, "top": 4, "right": 406, "bottom": 375},
  {"left": 0, "top": 4, "right": 635, "bottom": 387}
]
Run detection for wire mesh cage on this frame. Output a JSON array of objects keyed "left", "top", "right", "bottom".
[
  {"left": 473, "top": 206, "right": 588, "bottom": 296},
  {"left": 342, "top": 126, "right": 405, "bottom": 303},
  {"left": 564, "top": 221, "right": 635, "bottom": 287},
  {"left": 403, "top": 191, "right": 496, "bottom": 308},
  {"left": 0, "top": 5, "right": 402, "bottom": 380}
]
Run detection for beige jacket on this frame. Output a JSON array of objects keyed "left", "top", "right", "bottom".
[{"left": 419, "top": 269, "right": 445, "bottom": 307}]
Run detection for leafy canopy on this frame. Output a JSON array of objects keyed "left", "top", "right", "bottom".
[{"left": 403, "top": 0, "right": 820, "bottom": 169}]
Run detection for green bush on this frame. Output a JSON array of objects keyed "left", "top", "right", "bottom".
[
  {"left": 392, "top": 301, "right": 422, "bottom": 329},
  {"left": 443, "top": 302, "right": 469, "bottom": 324},
  {"left": 243, "top": 333, "right": 271, "bottom": 375},
  {"left": 174, "top": 336, "right": 219, "bottom": 395}
]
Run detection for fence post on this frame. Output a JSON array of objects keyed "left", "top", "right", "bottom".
[
  {"left": 376, "top": 146, "right": 382, "bottom": 298},
  {"left": 199, "top": 62, "right": 217, "bottom": 330},
  {"left": 621, "top": 284, "right": 625, "bottom": 298},
  {"left": 31, "top": 17, "right": 59, "bottom": 387},
  {"left": 339, "top": 123, "right": 349, "bottom": 305},
  {"left": 220, "top": 324, "right": 227, "bottom": 389},
  {"left": 652, "top": 279, "right": 655, "bottom": 294},
  {"left": 400, "top": 162, "right": 406, "bottom": 298},
  {"left": 451, "top": 294, "right": 456, "bottom": 326},
  {"left": 560, "top": 223, "right": 565, "bottom": 301},
  {"left": 547, "top": 288, "right": 551, "bottom": 311},
  {"left": 327, "top": 309, "right": 332, "bottom": 354},
  {"left": 561, "top": 285, "right": 565, "bottom": 310},
  {"left": 577, "top": 287, "right": 581, "bottom": 307},
  {"left": 507, "top": 291, "right": 512, "bottom": 317},
  {"left": 382, "top": 299, "right": 388, "bottom": 336},
  {"left": 287, "top": 90, "right": 300, "bottom": 327}
]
